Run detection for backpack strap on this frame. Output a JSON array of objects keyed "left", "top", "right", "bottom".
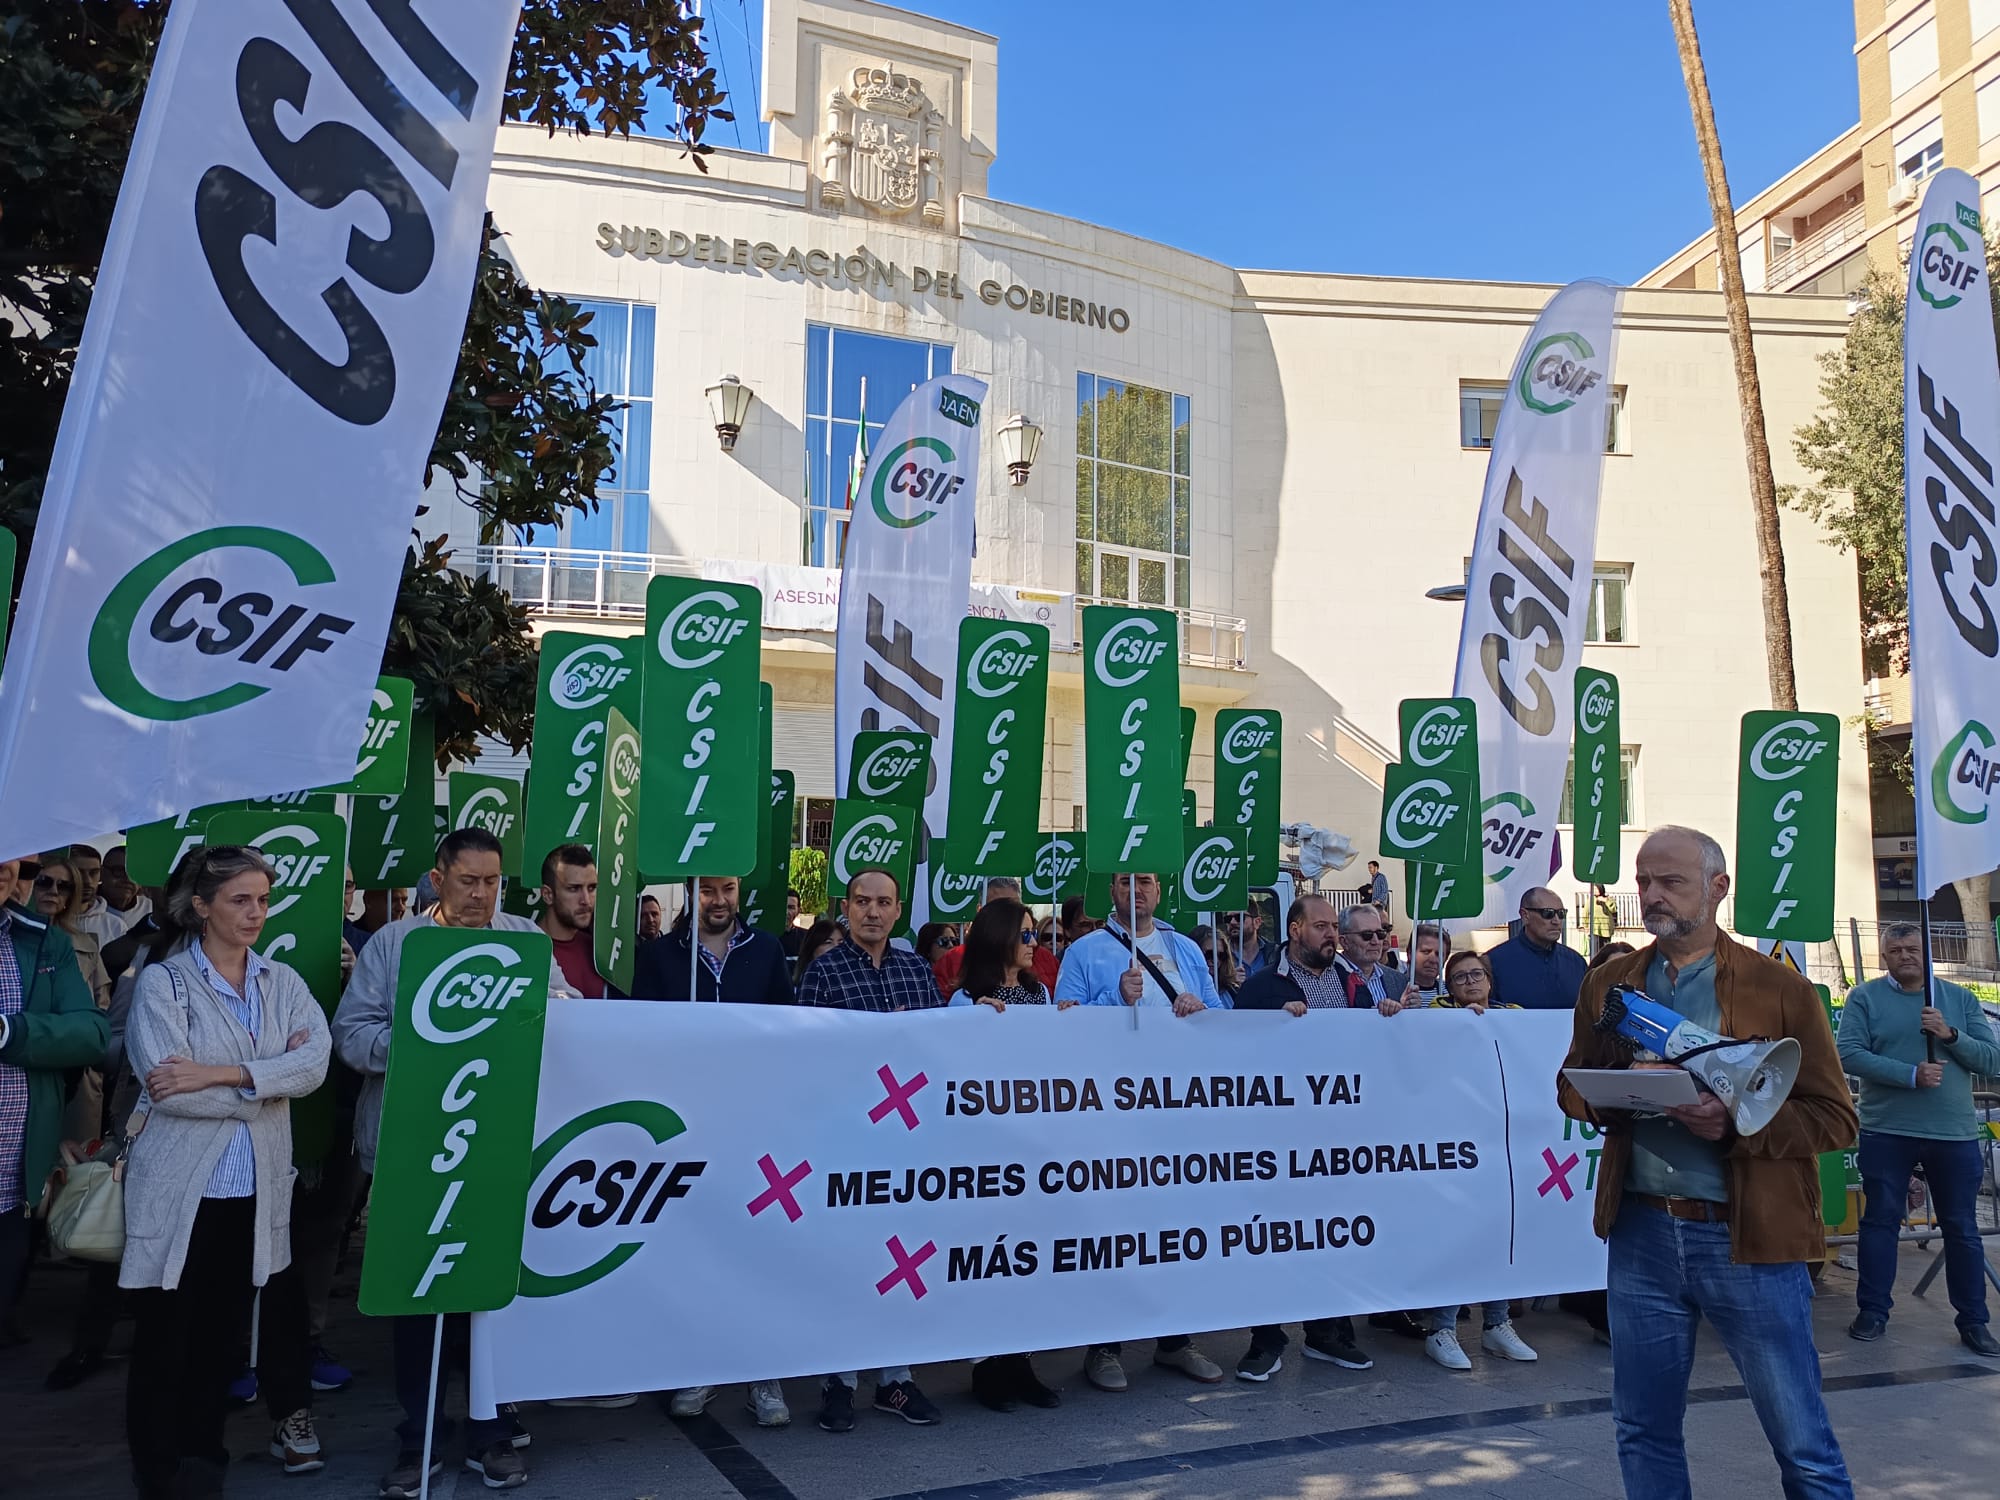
[{"left": 1104, "top": 927, "right": 1182, "bottom": 1006}]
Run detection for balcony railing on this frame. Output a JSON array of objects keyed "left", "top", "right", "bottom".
[
  {"left": 465, "top": 546, "right": 1249, "bottom": 670},
  {"left": 1764, "top": 204, "right": 1866, "bottom": 290}
]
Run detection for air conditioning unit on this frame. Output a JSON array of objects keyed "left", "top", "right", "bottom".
[{"left": 1891, "top": 176, "right": 1919, "bottom": 207}]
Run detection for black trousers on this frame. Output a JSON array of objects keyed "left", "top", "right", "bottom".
[
  {"left": 126, "top": 1198, "right": 309, "bottom": 1495},
  {"left": 0, "top": 1205, "right": 30, "bottom": 1334}
]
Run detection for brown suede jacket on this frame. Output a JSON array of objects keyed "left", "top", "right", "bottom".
[{"left": 1557, "top": 931, "right": 1856, "bottom": 1264}]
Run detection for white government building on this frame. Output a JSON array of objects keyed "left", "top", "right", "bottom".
[{"left": 456, "top": 0, "right": 1873, "bottom": 932}]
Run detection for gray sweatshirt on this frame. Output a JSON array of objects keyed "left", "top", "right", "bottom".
[{"left": 331, "top": 912, "right": 574, "bottom": 1172}]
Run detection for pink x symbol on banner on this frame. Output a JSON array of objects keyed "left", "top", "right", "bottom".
[
  {"left": 876, "top": 1235, "right": 937, "bottom": 1301},
  {"left": 867, "top": 1063, "right": 928, "bottom": 1130},
  {"left": 1538, "top": 1148, "right": 1581, "bottom": 1202},
  {"left": 746, "top": 1154, "right": 811, "bottom": 1223}
]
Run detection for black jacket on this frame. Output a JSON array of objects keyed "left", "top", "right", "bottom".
[
  {"left": 631, "top": 922, "right": 795, "bottom": 1004},
  {"left": 1234, "top": 964, "right": 1305, "bottom": 1011}
]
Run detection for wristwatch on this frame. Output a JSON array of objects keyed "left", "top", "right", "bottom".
[{"left": 1946, "top": 1026, "right": 1961, "bottom": 1046}]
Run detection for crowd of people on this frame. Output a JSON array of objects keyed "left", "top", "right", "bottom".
[{"left": 2, "top": 824, "right": 1993, "bottom": 1500}]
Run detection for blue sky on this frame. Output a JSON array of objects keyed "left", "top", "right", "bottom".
[{"left": 690, "top": 0, "right": 1859, "bottom": 284}]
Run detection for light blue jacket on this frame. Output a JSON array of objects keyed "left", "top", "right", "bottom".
[{"left": 1053, "top": 920, "right": 1225, "bottom": 1009}]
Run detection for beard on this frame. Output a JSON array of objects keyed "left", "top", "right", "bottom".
[{"left": 1642, "top": 908, "right": 1700, "bottom": 939}]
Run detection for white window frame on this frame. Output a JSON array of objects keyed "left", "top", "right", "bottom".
[
  {"left": 1979, "top": 73, "right": 2000, "bottom": 144},
  {"left": 1976, "top": 0, "right": 2000, "bottom": 42},
  {"left": 1895, "top": 114, "right": 1945, "bottom": 186},
  {"left": 1558, "top": 744, "right": 1643, "bottom": 831},
  {"left": 1459, "top": 382, "right": 1627, "bottom": 454},
  {"left": 1889, "top": 13, "right": 1938, "bottom": 100},
  {"left": 1585, "top": 563, "right": 1634, "bottom": 645}
]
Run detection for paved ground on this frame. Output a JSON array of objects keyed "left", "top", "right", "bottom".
[{"left": 6, "top": 1242, "right": 1997, "bottom": 1499}]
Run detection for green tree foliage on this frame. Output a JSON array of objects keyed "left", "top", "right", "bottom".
[
  {"left": 789, "top": 846, "right": 828, "bottom": 918},
  {"left": 0, "top": 0, "right": 730, "bottom": 762}
]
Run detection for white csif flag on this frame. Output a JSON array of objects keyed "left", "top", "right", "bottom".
[
  {"left": 1904, "top": 169, "right": 2000, "bottom": 895},
  {"left": 1452, "top": 280, "right": 1620, "bottom": 927},
  {"left": 0, "top": 0, "right": 523, "bottom": 853},
  {"left": 833, "top": 375, "right": 990, "bottom": 927}
]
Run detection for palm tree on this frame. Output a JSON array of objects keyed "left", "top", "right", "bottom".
[{"left": 1666, "top": 0, "right": 1799, "bottom": 711}]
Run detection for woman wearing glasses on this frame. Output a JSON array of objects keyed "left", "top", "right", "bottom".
[
  {"left": 33, "top": 856, "right": 112, "bottom": 1012},
  {"left": 120, "top": 846, "right": 332, "bottom": 1497}
]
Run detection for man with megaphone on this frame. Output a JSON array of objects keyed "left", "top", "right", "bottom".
[{"left": 1557, "top": 826, "right": 1858, "bottom": 1500}]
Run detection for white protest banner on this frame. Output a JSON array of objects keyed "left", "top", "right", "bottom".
[
  {"left": 1452, "top": 280, "right": 1618, "bottom": 928},
  {"left": 1904, "top": 170, "right": 2000, "bottom": 893},
  {"left": 833, "top": 375, "right": 990, "bottom": 926},
  {"left": 469, "top": 1007, "right": 1601, "bottom": 1403},
  {"left": 705, "top": 558, "right": 1074, "bottom": 649},
  {"left": 0, "top": 0, "right": 524, "bottom": 854}
]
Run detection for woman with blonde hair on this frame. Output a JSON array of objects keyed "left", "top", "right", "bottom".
[
  {"left": 37, "top": 856, "right": 113, "bottom": 1148},
  {"left": 121, "top": 846, "right": 331, "bottom": 1497}
]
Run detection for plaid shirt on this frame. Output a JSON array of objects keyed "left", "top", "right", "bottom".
[
  {"left": 1279, "top": 949, "right": 1353, "bottom": 1010},
  {"left": 0, "top": 910, "right": 27, "bottom": 1212},
  {"left": 799, "top": 939, "right": 941, "bottom": 1013},
  {"left": 697, "top": 922, "right": 756, "bottom": 983}
]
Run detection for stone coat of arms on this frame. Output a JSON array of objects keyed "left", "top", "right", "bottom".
[{"left": 821, "top": 65, "right": 945, "bottom": 222}]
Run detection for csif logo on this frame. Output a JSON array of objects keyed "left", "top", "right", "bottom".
[
  {"left": 1932, "top": 719, "right": 2000, "bottom": 825},
  {"left": 833, "top": 814, "right": 906, "bottom": 883},
  {"left": 1181, "top": 835, "right": 1242, "bottom": 906},
  {"left": 870, "top": 436, "right": 967, "bottom": 529},
  {"left": 1917, "top": 217, "right": 1982, "bottom": 310},
  {"left": 656, "top": 590, "right": 752, "bottom": 671},
  {"left": 1406, "top": 705, "right": 1470, "bottom": 768},
  {"left": 966, "top": 629, "right": 1041, "bottom": 699},
  {"left": 1092, "top": 615, "right": 1170, "bottom": 688},
  {"left": 1220, "top": 715, "right": 1275, "bottom": 765},
  {"left": 606, "top": 729, "right": 641, "bottom": 801},
  {"left": 1577, "top": 676, "right": 1615, "bottom": 736},
  {"left": 1388, "top": 779, "right": 1461, "bottom": 848},
  {"left": 931, "top": 867, "right": 982, "bottom": 916},
  {"left": 1749, "top": 718, "right": 1830, "bottom": 782},
  {"left": 855, "top": 736, "right": 926, "bottom": 798},
  {"left": 458, "top": 787, "right": 517, "bottom": 838},
  {"left": 520, "top": 1102, "right": 706, "bottom": 1297},
  {"left": 353, "top": 687, "right": 401, "bottom": 777},
  {"left": 551, "top": 642, "right": 633, "bottom": 711},
  {"left": 411, "top": 943, "right": 535, "bottom": 1046},
  {"left": 1033, "top": 838, "right": 1082, "bottom": 887},
  {"left": 88, "top": 527, "right": 355, "bottom": 722},
  {"left": 1516, "top": 332, "right": 1602, "bottom": 416},
  {"left": 256, "top": 823, "right": 330, "bottom": 919}
]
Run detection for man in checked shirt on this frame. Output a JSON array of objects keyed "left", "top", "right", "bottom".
[{"left": 797, "top": 867, "right": 944, "bottom": 1434}]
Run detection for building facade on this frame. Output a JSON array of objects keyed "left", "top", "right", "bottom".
[{"left": 460, "top": 0, "right": 1872, "bottom": 931}]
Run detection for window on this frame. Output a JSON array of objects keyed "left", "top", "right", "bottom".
[
  {"left": 1888, "top": 16, "right": 1937, "bottom": 99},
  {"left": 1980, "top": 75, "right": 2000, "bottom": 144},
  {"left": 803, "top": 326, "right": 953, "bottom": 566},
  {"left": 1559, "top": 745, "right": 1640, "bottom": 827},
  {"left": 1585, "top": 564, "right": 1632, "bottom": 644},
  {"left": 1075, "top": 374, "right": 1192, "bottom": 608},
  {"left": 524, "top": 299, "right": 654, "bottom": 553},
  {"left": 1896, "top": 116, "right": 1944, "bottom": 185},
  {"left": 1459, "top": 382, "right": 1628, "bottom": 454}
]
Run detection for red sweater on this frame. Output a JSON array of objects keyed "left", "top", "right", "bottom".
[{"left": 932, "top": 942, "right": 1059, "bottom": 1001}]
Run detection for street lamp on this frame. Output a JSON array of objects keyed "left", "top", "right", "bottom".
[
  {"left": 705, "top": 375, "right": 755, "bottom": 452},
  {"left": 994, "top": 412, "right": 1044, "bottom": 486},
  {"left": 1424, "top": 583, "right": 1468, "bottom": 603}
]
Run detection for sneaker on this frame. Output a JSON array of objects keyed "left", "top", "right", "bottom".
[
  {"left": 747, "top": 1380, "right": 791, "bottom": 1427},
  {"left": 1424, "top": 1330, "right": 1472, "bottom": 1371},
  {"left": 1153, "top": 1343, "right": 1225, "bottom": 1384},
  {"left": 1235, "top": 1343, "right": 1283, "bottom": 1383},
  {"left": 499, "top": 1404, "right": 530, "bottom": 1450},
  {"left": 1848, "top": 1312, "right": 1887, "bottom": 1342},
  {"left": 816, "top": 1377, "right": 855, "bottom": 1433},
  {"left": 873, "top": 1378, "right": 941, "bottom": 1425},
  {"left": 1301, "top": 1325, "right": 1374, "bottom": 1371},
  {"left": 668, "top": 1385, "right": 717, "bottom": 1417},
  {"left": 1481, "top": 1323, "right": 1539, "bottom": 1362},
  {"left": 228, "top": 1366, "right": 259, "bottom": 1406},
  {"left": 1084, "top": 1345, "right": 1128, "bottom": 1392},
  {"left": 548, "top": 1392, "right": 638, "bottom": 1409},
  {"left": 270, "top": 1408, "right": 325, "bottom": 1474},
  {"left": 465, "top": 1442, "right": 527, "bottom": 1489},
  {"left": 309, "top": 1345, "right": 354, "bottom": 1393},
  {"left": 379, "top": 1450, "right": 443, "bottom": 1499}
]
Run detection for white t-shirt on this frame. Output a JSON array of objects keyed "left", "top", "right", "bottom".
[{"left": 1131, "top": 927, "right": 1184, "bottom": 1006}]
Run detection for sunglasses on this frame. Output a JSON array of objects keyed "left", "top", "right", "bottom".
[
  {"left": 1524, "top": 906, "right": 1565, "bottom": 921},
  {"left": 1020, "top": 928, "right": 1039, "bottom": 943},
  {"left": 33, "top": 875, "right": 73, "bottom": 894},
  {"left": 1351, "top": 928, "right": 1385, "bottom": 941}
]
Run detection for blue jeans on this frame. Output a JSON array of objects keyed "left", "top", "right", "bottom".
[
  {"left": 1857, "top": 1131, "right": 1990, "bottom": 1332},
  {"left": 1425, "top": 1302, "right": 1509, "bottom": 1334},
  {"left": 1608, "top": 1200, "right": 1851, "bottom": 1500}
]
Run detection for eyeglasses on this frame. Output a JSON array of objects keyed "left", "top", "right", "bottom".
[
  {"left": 33, "top": 875, "right": 73, "bottom": 894},
  {"left": 1524, "top": 906, "right": 1565, "bottom": 921},
  {"left": 1020, "top": 929, "right": 1038, "bottom": 943},
  {"left": 1450, "top": 969, "right": 1490, "bottom": 987}
]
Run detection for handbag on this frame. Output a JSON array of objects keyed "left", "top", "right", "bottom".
[{"left": 46, "top": 1146, "right": 126, "bottom": 1263}]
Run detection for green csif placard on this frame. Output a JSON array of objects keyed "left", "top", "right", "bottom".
[
  {"left": 522, "top": 631, "right": 642, "bottom": 884},
  {"left": 206, "top": 809, "right": 348, "bottom": 1012},
  {"left": 1082, "top": 606, "right": 1184, "bottom": 877},
  {"left": 594, "top": 709, "right": 642, "bottom": 996},
  {"left": 358, "top": 926, "right": 550, "bottom": 1317},
  {"left": 1178, "top": 825, "right": 1249, "bottom": 915},
  {"left": 1214, "top": 709, "right": 1282, "bottom": 884},
  {"left": 740, "top": 771, "right": 796, "bottom": 938},
  {"left": 1571, "top": 669, "right": 1622, "bottom": 884},
  {"left": 826, "top": 800, "right": 917, "bottom": 901},
  {"left": 351, "top": 712, "right": 437, "bottom": 889},
  {"left": 1404, "top": 859, "right": 1486, "bottom": 920},
  {"left": 1735, "top": 711, "right": 1841, "bottom": 940},
  {"left": 1025, "top": 830, "right": 1087, "bottom": 906},
  {"left": 1379, "top": 761, "right": 1476, "bottom": 867},
  {"left": 126, "top": 802, "right": 242, "bottom": 887},
  {"left": 327, "top": 675, "right": 415, "bottom": 796},
  {"left": 641, "top": 577, "right": 762, "bottom": 879},
  {"left": 1180, "top": 706, "right": 1196, "bottom": 778},
  {"left": 847, "top": 729, "right": 933, "bottom": 809},
  {"left": 1396, "top": 698, "right": 1482, "bottom": 918},
  {"left": 448, "top": 772, "right": 524, "bottom": 874},
  {"left": 945, "top": 617, "right": 1049, "bottom": 874}
]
